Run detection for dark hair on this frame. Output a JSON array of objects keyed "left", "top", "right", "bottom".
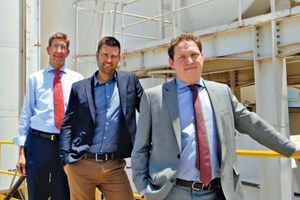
[
  {"left": 167, "top": 33, "right": 202, "bottom": 60},
  {"left": 48, "top": 32, "right": 70, "bottom": 48},
  {"left": 97, "top": 36, "right": 121, "bottom": 54}
]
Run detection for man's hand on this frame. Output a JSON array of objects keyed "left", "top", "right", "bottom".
[
  {"left": 16, "top": 146, "right": 26, "bottom": 176},
  {"left": 63, "top": 164, "right": 69, "bottom": 173},
  {"left": 291, "top": 146, "right": 300, "bottom": 163}
]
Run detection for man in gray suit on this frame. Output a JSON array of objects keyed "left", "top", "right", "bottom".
[{"left": 131, "top": 33, "right": 300, "bottom": 200}]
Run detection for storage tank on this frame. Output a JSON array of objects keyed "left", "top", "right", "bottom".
[
  {"left": 39, "top": 0, "right": 78, "bottom": 72},
  {"left": 167, "top": 0, "right": 270, "bottom": 32},
  {"left": 0, "top": 0, "right": 34, "bottom": 190}
]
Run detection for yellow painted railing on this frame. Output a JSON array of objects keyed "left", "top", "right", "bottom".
[
  {"left": 236, "top": 149, "right": 300, "bottom": 158},
  {"left": 0, "top": 140, "right": 15, "bottom": 175},
  {"left": 0, "top": 140, "right": 21, "bottom": 200},
  {"left": 1, "top": 140, "right": 300, "bottom": 200}
]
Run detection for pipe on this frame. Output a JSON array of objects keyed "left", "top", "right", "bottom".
[{"left": 3, "top": 176, "right": 26, "bottom": 200}]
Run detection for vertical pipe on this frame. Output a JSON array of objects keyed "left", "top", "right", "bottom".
[
  {"left": 270, "top": 0, "right": 276, "bottom": 13},
  {"left": 112, "top": 2, "right": 118, "bottom": 37},
  {"left": 36, "top": 0, "right": 41, "bottom": 71},
  {"left": 108, "top": 11, "right": 111, "bottom": 35},
  {"left": 238, "top": 0, "right": 242, "bottom": 27},
  {"left": 19, "top": 0, "right": 26, "bottom": 114},
  {"left": 99, "top": 2, "right": 106, "bottom": 40},
  {"left": 75, "top": 1, "right": 79, "bottom": 72},
  {"left": 172, "top": 0, "right": 176, "bottom": 37},
  {"left": 120, "top": 4, "right": 124, "bottom": 48},
  {"left": 176, "top": 0, "right": 181, "bottom": 34},
  {"left": 160, "top": 0, "right": 165, "bottom": 39}
]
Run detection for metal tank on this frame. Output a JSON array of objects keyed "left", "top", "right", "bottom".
[
  {"left": 0, "top": 0, "right": 34, "bottom": 190},
  {"left": 165, "top": 0, "right": 270, "bottom": 32},
  {"left": 39, "top": 0, "right": 77, "bottom": 72}
]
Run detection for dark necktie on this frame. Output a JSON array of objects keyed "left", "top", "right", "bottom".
[
  {"left": 188, "top": 84, "right": 212, "bottom": 186},
  {"left": 52, "top": 69, "right": 65, "bottom": 130}
]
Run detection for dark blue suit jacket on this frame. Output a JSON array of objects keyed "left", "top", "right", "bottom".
[{"left": 59, "top": 70, "right": 143, "bottom": 166}]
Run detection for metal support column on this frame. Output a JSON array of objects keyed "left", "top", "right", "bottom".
[{"left": 253, "top": 19, "right": 293, "bottom": 199}]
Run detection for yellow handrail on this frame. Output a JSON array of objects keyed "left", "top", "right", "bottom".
[
  {"left": 0, "top": 170, "right": 20, "bottom": 176},
  {"left": 0, "top": 140, "right": 15, "bottom": 176},
  {"left": 236, "top": 149, "right": 300, "bottom": 158},
  {"left": 0, "top": 141, "right": 13, "bottom": 145},
  {"left": 1, "top": 140, "right": 300, "bottom": 200}
]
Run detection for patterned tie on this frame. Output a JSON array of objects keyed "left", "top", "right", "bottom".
[
  {"left": 52, "top": 69, "right": 65, "bottom": 130},
  {"left": 188, "top": 84, "right": 212, "bottom": 186}
]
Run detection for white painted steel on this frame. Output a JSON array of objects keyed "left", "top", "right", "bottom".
[
  {"left": 1, "top": 0, "right": 300, "bottom": 198},
  {"left": 0, "top": 0, "right": 34, "bottom": 190},
  {"left": 39, "top": 0, "right": 78, "bottom": 72},
  {"left": 173, "top": 0, "right": 270, "bottom": 32},
  {"left": 0, "top": 0, "right": 22, "bottom": 190}
]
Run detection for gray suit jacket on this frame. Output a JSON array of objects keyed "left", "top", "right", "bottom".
[{"left": 131, "top": 79, "right": 296, "bottom": 200}]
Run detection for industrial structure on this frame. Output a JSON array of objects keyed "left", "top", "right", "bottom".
[{"left": 1, "top": 0, "right": 300, "bottom": 199}]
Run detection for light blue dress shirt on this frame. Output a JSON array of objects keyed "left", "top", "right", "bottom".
[
  {"left": 89, "top": 73, "right": 121, "bottom": 154},
  {"left": 176, "top": 77, "right": 221, "bottom": 181},
  {"left": 13, "top": 64, "right": 84, "bottom": 146},
  {"left": 141, "top": 78, "right": 222, "bottom": 196}
]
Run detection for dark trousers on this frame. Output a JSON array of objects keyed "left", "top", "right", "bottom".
[{"left": 25, "top": 131, "right": 70, "bottom": 200}]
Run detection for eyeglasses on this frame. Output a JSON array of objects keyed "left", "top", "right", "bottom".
[{"left": 52, "top": 44, "right": 68, "bottom": 52}]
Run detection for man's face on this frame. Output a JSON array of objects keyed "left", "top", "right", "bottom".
[
  {"left": 96, "top": 44, "right": 120, "bottom": 77},
  {"left": 47, "top": 38, "right": 69, "bottom": 69},
  {"left": 169, "top": 40, "right": 204, "bottom": 84}
]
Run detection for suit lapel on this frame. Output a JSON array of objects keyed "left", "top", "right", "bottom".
[
  {"left": 85, "top": 76, "right": 96, "bottom": 122},
  {"left": 116, "top": 71, "right": 127, "bottom": 115},
  {"left": 203, "top": 80, "right": 224, "bottom": 143},
  {"left": 163, "top": 79, "right": 182, "bottom": 150},
  {"left": 203, "top": 80, "right": 223, "bottom": 117}
]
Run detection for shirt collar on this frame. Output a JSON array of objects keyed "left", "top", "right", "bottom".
[
  {"left": 94, "top": 71, "right": 117, "bottom": 87},
  {"left": 46, "top": 64, "right": 66, "bottom": 73},
  {"left": 175, "top": 77, "right": 204, "bottom": 90}
]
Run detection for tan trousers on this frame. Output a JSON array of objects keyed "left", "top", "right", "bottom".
[{"left": 65, "top": 158, "right": 134, "bottom": 200}]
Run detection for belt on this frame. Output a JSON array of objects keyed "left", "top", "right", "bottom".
[
  {"left": 176, "top": 178, "right": 221, "bottom": 191},
  {"left": 83, "top": 152, "right": 114, "bottom": 162},
  {"left": 30, "top": 129, "right": 57, "bottom": 141}
]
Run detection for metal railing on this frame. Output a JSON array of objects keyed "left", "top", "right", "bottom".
[
  {"left": 0, "top": 140, "right": 22, "bottom": 200},
  {"left": 237, "top": 149, "right": 300, "bottom": 158},
  {"left": 1, "top": 140, "right": 300, "bottom": 200}
]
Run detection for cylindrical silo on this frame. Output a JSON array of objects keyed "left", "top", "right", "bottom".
[{"left": 0, "top": 0, "right": 34, "bottom": 190}]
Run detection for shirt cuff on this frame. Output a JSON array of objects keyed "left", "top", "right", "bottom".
[
  {"left": 12, "top": 135, "right": 26, "bottom": 146},
  {"left": 140, "top": 188, "right": 147, "bottom": 197}
]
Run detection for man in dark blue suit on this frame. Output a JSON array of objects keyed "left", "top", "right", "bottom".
[{"left": 59, "top": 36, "right": 143, "bottom": 200}]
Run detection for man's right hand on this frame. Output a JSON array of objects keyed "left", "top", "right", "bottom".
[
  {"left": 63, "top": 163, "right": 69, "bottom": 173},
  {"left": 16, "top": 146, "right": 26, "bottom": 176}
]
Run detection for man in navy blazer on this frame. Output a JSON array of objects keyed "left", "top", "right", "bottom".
[{"left": 59, "top": 36, "right": 143, "bottom": 200}]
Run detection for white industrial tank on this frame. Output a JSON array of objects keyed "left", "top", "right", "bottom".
[
  {"left": 172, "top": 0, "right": 270, "bottom": 32},
  {"left": 39, "top": 0, "right": 77, "bottom": 71},
  {"left": 0, "top": 0, "right": 34, "bottom": 190}
]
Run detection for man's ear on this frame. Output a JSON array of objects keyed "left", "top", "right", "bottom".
[
  {"left": 168, "top": 58, "right": 174, "bottom": 69},
  {"left": 66, "top": 48, "right": 70, "bottom": 56},
  {"left": 46, "top": 46, "right": 50, "bottom": 55}
]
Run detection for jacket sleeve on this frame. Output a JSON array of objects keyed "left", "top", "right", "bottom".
[
  {"left": 226, "top": 85, "right": 296, "bottom": 157},
  {"left": 59, "top": 84, "right": 79, "bottom": 166},
  {"left": 131, "top": 91, "right": 152, "bottom": 193}
]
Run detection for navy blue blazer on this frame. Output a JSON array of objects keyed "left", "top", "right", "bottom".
[{"left": 59, "top": 70, "right": 143, "bottom": 166}]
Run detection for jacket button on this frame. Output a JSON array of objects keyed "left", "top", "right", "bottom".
[{"left": 177, "top": 154, "right": 180, "bottom": 159}]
